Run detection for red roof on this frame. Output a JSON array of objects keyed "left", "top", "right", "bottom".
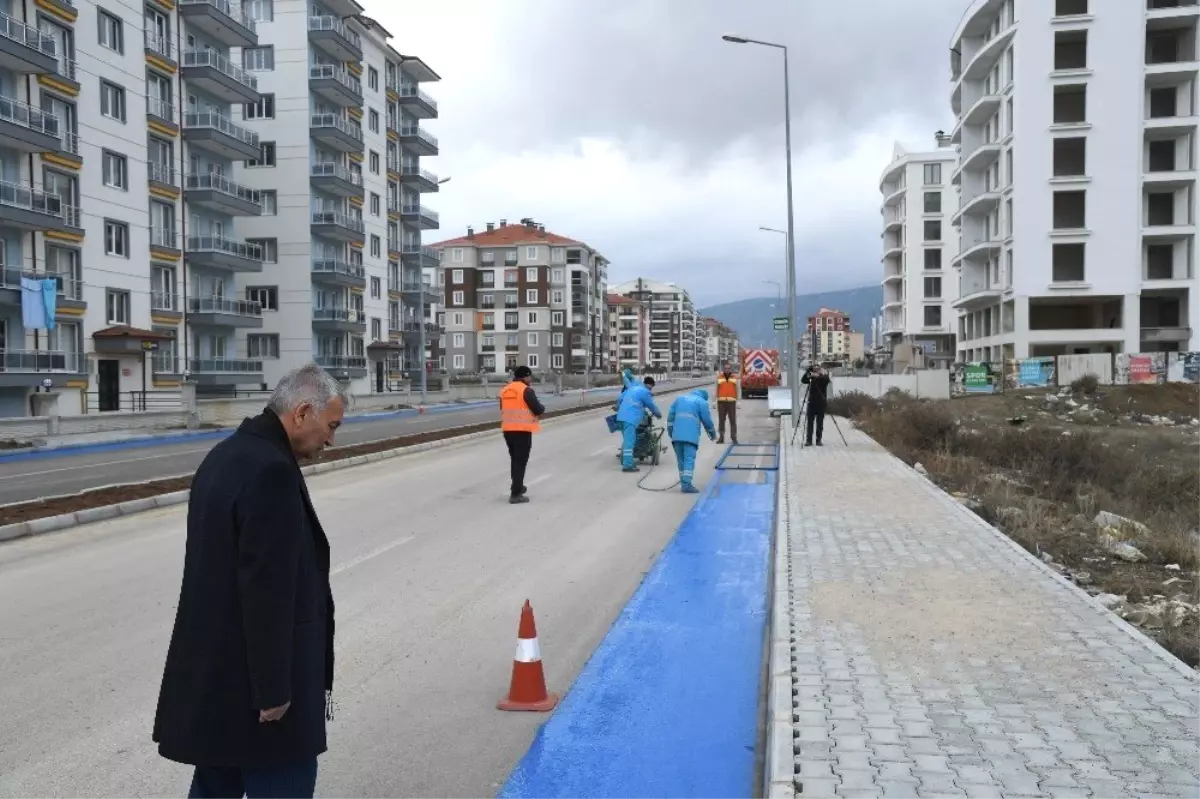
[
  {"left": 607, "top": 293, "right": 641, "bottom": 305},
  {"left": 430, "top": 224, "right": 584, "bottom": 249}
]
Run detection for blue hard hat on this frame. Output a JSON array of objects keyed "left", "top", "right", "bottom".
[{"left": 693, "top": 388, "right": 709, "bottom": 401}]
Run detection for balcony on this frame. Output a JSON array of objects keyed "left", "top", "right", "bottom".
[
  {"left": 397, "top": 125, "right": 438, "bottom": 156},
  {"left": 400, "top": 281, "right": 440, "bottom": 305},
  {"left": 185, "top": 172, "right": 262, "bottom": 216},
  {"left": 180, "top": 49, "right": 259, "bottom": 104},
  {"left": 149, "top": 226, "right": 181, "bottom": 255},
  {"left": 310, "top": 113, "right": 363, "bottom": 153},
  {"left": 0, "top": 180, "right": 72, "bottom": 232},
  {"left": 396, "top": 84, "right": 438, "bottom": 119},
  {"left": 399, "top": 165, "right": 439, "bottom": 192},
  {"left": 185, "top": 235, "right": 264, "bottom": 273},
  {"left": 0, "top": 11, "right": 57, "bottom": 74},
  {"left": 959, "top": 142, "right": 1002, "bottom": 174},
  {"left": 315, "top": 354, "right": 367, "bottom": 376},
  {"left": 953, "top": 238, "right": 1004, "bottom": 265},
  {"left": 0, "top": 349, "right": 78, "bottom": 385},
  {"left": 309, "top": 162, "right": 363, "bottom": 198},
  {"left": 310, "top": 210, "right": 365, "bottom": 242},
  {"left": 312, "top": 307, "right": 366, "bottom": 332},
  {"left": 144, "top": 30, "right": 175, "bottom": 67},
  {"left": 401, "top": 243, "right": 440, "bottom": 267},
  {"left": 188, "top": 296, "right": 263, "bottom": 328},
  {"left": 1141, "top": 325, "right": 1193, "bottom": 344},
  {"left": 151, "top": 291, "right": 181, "bottom": 317},
  {"left": 309, "top": 64, "right": 362, "bottom": 108},
  {"left": 401, "top": 322, "right": 440, "bottom": 336},
  {"left": 311, "top": 257, "right": 366, "bottom": 287},
  {"left": 179, "top": 0, "right": 257, "bottom": 47},
  {"left": 951, "top": 190, "right": 1001, "bottom": 225},
  {"left": 148, "top": 161, "right": 177, "bottom": 194},
  {"left": 188, "top": 358, "right": 263, "bottom": 385},
  {"left": 146, "top": 96, "right": 176, "bottom": 130},
  {"left": 401, "top": 203, "right": 439, "bottom": 230},
  {"left": 307, "top": 16, "right": 361, "bottom": 62},
  {"left": 0, "top": 95, "right": 58, "bottom": 151},
  {"left": 183, "top": 111, "right": 260, "bottom": 160}
]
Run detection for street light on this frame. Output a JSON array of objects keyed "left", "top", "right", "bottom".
[
  {"left": 725, "top": 34, "right": 800, "bottom": 430},
  {"left": 417, "top": 175, "right": 453, "bottom": 403},
  {"left": 763, "top": 278, "right": 784, "bottom": 362},
  {"left": 760, "top": 226, "right": 788, "bottom": 364}
]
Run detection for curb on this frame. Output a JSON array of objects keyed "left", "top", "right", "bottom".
[
  {"left": 764, "top": 426, "right": 797, "bottom": 798},
  {"left": 0, "top": 395, "right": 677, "bottom": 545}
]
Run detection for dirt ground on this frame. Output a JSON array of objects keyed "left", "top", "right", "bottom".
[
  {"left": 0, "top": 398, "right": 623, "bottom": 528},
  {"left": 828, "top": 383, "right": 1200, "bottom": 668}
]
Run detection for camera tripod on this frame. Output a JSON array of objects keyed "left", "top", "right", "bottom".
[{"left": 789, "top": 379, "right": 848, "bottom": 447}]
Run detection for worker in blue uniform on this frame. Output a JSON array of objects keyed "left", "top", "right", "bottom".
[
  {"left": 616, "top": 375, "right": 661, "bottom": 472},
  {"left": 667, "top": 389, "right": 717, "bottom": 493}
]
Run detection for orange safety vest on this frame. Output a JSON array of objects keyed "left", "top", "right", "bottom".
[
  {"left": 716, "top": 374, "right": 738, "bottom": 402},
  {"left": 499, "top": 381, "right": 540, "bottom": 433}
]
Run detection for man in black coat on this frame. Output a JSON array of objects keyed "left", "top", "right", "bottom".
[
  {"left": 801, "top": 365, "right": 832, "bottom": 447},
  {"left": 153, "top": 364, "right": 347, "bottom": 798}
]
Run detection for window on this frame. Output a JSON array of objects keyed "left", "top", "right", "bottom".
[
  {"left": 1052, "top": 137, "right": 1086, "bottom": 177},
  {"left": 367, "top": 193, "right": 379, "bottom": 217},
  {"left": 505, "top": 312, "right": 518, "bottom": 328},
  {"left": 370, "top": 235, "right": 381, "bottom": 258},
  {"left": 246, "top": 0, "right": 273, "bottom": 21},
  {"left": 368, "top": 66, "right": 378, "bottom": 91},
  {"left": 551, "top": 247, "right": 565, "bottom": 263},
  {"left": 924, "top": 249, "right": 942, "bottom": 270},
  {"left": 1052, "top": 190, "right": 1086, "bottom": 229},
  {"left": 246, "top": 142, "right": 275, "bottom": 167},
  {"left": 527, "top": 354, "right": 540, "bottom": 369},
  {"left": 242, "top": 238, "right": 275, "bottom": 264},
  {"left": 246, "top": 334, "right": 279, "bottom": 358},
  {"left": 550, "top": 354, "right": 562, "bottom": 369},
  {"left": 551, "top": 289, "right": 564, "bottom": 304},
  {"left": 526, "top": 332, "right": 539, "bottom": 347},
  {"left": 1052, "top": 243, "right": 1086, "bottom": 282},
  {"left": 922, "top": 306, "right": 942, "bottom": 328},
  {"left": 1146, "top": 244, "right": 1174, "bottom": 280},
  {"left": 527, "top": 311, "right": 537, "bottom": 325},
  {"left": 245, "top": 94, "right": 274, "bottom": 120},
  {"left": 526, "top": 289, "right": 538, "bottom": 304},
  {"left": 923, "top": 191, "right": 941, "bottom": 213},
  {"left": 369, "top": 151, "right": 379, "bottom": 174},
  {"left": 104, "top": 220, "right": 129, "bottom": 257},
  {"left": 1055, "top": 0, "right": 1087, "bottom": 16},
  {"left": 452, "top": 312, "right": 464, "bottom": 325},
  {"left": 923, "top": 276, "right": 942, "bottom": 299},
  {"left": 246, "top": 286, "right": 277, "bottom": 310},
  {"left": 1054, "top": 30, "right": 1088, "bottom": 71},
  {"left": 1149, "top": 139, "right": 1177, "bottom": 172},
  {"left": 370, "top": 277, "right": 381, "bottom": 298},
  {"left": 923, "top": 163, "right": 942, "bottom": 185},
  {"left": 1052, "top": 85, "right": 1087, "bottom": 125},
  {"left": 526, "top": 246, "right": 538, "bottom": 260},
  {"left": 98, "top": 10, "right": 123, "bottom": 53},
  {"left": 452, "top": 269, "right": 464, "bottom": 283},
  {"left": 1147, "top": 192, "right": 1176, "bottom": 226},
  {"left": 243, "top": 46, "right": 274, "bottom": 71},
  {"left": 452, "top": 290, "right": 464, "bottom": 306},
  {"left": 451, "top": 248, "right": 464, "bottom": 263},
  {"left": 552, "top": 332, "right": 564, "bottom": 347},
  {"left": 100, "top": 81, "right": 125, "bottom": 121},
  {"left": 1149, "top": 87, "right": 1178, "bottom": 119},
  {"left": 452, "top": 354, "right": 465, "bottom": 369},
  {"left": 451, "top": 333, "right": 465, "bottom": 348},
  {"left": 369, "top": 109, "right": 379, "bottom": 133},
  {"left": 105, "top": 289, "right": 130, "bottom": 323},
  {"left": 102, "top": 150, "right": 127, "bottom": 189},
  {"left": 551, "top": 267, "right": 564, "bottom": 283},
  {"left": 525, "top": 267, "right": 538, "bottom": 282},
  {"left": 259, "top": 190, "right": 277, "bottom": 215},
  {"left": 923, "top": 220, "right": 942, "bottom": 241}
]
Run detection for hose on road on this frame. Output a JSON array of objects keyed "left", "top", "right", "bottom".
[{"left": 636, "top": 446, "right": 680, "bottom": 493}]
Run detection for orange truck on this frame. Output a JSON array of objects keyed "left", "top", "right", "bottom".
[{"left": 739, "top": 348, "right": 780, "bottom": 399}]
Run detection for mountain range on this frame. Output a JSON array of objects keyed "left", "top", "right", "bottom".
[{"left": 700, "top": 285, "right": 883, "bottom": 348}]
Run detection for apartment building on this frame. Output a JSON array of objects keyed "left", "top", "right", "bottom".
[
  {"left": 607, "top": 293, "right": 649, "bottom": 371},
  {"left": 949, "top": 0, "right": 1197, "bottom": 364},
  {"left": 878, "top": 136, "right": 960, "bottom": 370},
  {"left": 610, "top": 278, "right": 702, "bottom": 371},
  {"left": 701, "top": 317, "right": 739, "bottom": 370},
  {"left": 430, "top": 219, "right": 609, "bottom": 374},
  {"left": 804, "top": 308, "right": 859, "bottom": 364},
  {"left": 231, "top": 5, "right": 442, "bottom": 395}
]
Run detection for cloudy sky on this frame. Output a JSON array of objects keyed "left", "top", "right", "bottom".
[{"left": 374, "top": 0, "right": 963, "bottom": 307}]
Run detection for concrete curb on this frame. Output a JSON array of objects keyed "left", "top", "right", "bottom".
[
  {"left": 764, "top": 426, "right": 797, "bottom": 798},
  {"left": 0, "top": 396, "right": 667, "bottom": 545}
]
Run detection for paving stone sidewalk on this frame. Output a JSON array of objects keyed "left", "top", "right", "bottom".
[{"left": 768, "top": 422, "right": 1200, "bottom": 799}]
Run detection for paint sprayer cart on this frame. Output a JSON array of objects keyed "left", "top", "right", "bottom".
[{"left": 606, "top": 412, "right": 665, "bottom": 465}]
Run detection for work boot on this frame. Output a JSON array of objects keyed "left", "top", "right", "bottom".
[
  {"left": 509, "top": 494, "right": 530, "bottom": 504},
  {"left": 681, "top": 483, "right": 700, "bottom": 494},
  {"left": 816, "top": 441, "right": 823, "bottom": 447},
  {"left": 517, "top": 485, "right": 528, "bottom": 496},
  {"left": 716, "top": 437, "right": 724, "bottom": 444}
]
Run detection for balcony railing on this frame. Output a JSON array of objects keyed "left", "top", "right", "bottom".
[
  {"left": 186, "top": 172, "right": 261, "bottom": 205},
  {"left": 401, "top": 204, "right": 439, "bottom": 223},
  {"left": 189, "top": 296, "right": 262, "bottom": 317},
  {"left": 144, "top": 29, "right": 173, "bottom": 60},
  {"left": 184, "top": 110, "right": 259, "bottom": 147},
  {"left": 311, "top": 258, "right": 365, "bottom": 279},
  {"left": 147, "top": 160, "right": 176, "bottom": 187},
  {"left": 310, "top": 210, "right": 365, "bottom": 233},
  {"left": 0, "top": 179, "right": 62, "bottom": 216},
  {"left": 52, "top": 56, "right": 75, "bottom": 83},
  {"left": 186, "top": 235, "right": 263, "bottom": 261},
  {"left": 0, "top": 95, "right": 58, "bottom": 137},
  {"left": 315, "top": 354, "right": 367, "bottom": 370},
  {"left": 398, "top": 84, "right": 438, "bottom": 111},
  {"left": 399, "top": 125, "right": 438, "bottom": 148},
  {"left": 0, "top": 349, "right": 77, "bottom": 373},
  {"left": 150, "top": 227, "right": 177, "bottom": 249},
  {"left": 146, "top": 96, "right": 175, "bottom": 122},
  {"left": 310, "top": 162, "right": 362, "bottom": 186},
  {"left": 307, "top": 15, "right": 361, "bottom": 48},
  {"left": 0, "top": 10, "right": 56, "bottom": 58},
  {"left": 182, "top": 49, "right": 258, "bottom": 93},
  {"left": 310, "top": 113, "right": 363, "bottom": 142},
  {"left": 400, "top": 164, "right": 439, "bottom": 184},
  {"left": 309, "top": 64, "right": 362, "bottom": 96},
  {"left": 312, "top": 307, "right": 362, "bottom": 323},
  {"left": 56, "top": 131, "right": 78, "bottom": 156},
  {"left": 189, "top": 357, "right": 262, "bottom": 373},
  {"left": 152, "top": 291, "right": 180, "bottom": 312},
  {"left": 180, "top": 0, "right": 257, "bottom": 34}
]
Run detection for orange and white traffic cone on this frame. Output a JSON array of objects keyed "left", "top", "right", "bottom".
[{"left": 497, "top": 600, "right": 559, "bottom": 712}]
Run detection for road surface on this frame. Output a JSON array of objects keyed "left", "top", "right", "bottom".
[
  {"left": 0, "top": 401, "right": 755, "bottom": 797},
  {"left": 0, "top": 383, "right": 700, "bottom": 506}
]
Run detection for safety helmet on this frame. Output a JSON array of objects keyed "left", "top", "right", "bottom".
[{"left": 693, "top": 388, "right": 709, "bottom": 401}]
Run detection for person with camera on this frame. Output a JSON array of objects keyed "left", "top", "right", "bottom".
[{"left": 801, "top": 364, "right": 832, "bottom": 447}]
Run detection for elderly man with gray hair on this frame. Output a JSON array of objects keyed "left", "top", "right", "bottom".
[{"left": 153, "top": 364, "right": 347, "bottom": 798}]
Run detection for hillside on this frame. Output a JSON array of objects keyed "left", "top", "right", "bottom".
[{"left": 700, "top": 286, "right": 882, "bottom": 348}]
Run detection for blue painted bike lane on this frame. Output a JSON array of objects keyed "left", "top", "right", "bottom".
[{"left": 499, "top": 468, "right": 776, "bottom": 799}]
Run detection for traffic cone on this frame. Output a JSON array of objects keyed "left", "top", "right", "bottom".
[{"left": 497, "top": 600, "right": 559, "bottom": 712}]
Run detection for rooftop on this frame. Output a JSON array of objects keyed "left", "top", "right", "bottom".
[{"left": 431, "top": 220, "right": 587, "bottom": 250}]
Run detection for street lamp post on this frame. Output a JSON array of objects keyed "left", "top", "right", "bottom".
[
  {"left": 763, "top": 278, "right": 784, "bottom": 363},
  {"left": 418, "top": 175, "right": 452, "bottom": 403},
  {"left": 724, "top": 34, "right": 800, "bottom": 430},
  {"left": 759, "top": 225, "right": 788, "bottom": 369}
]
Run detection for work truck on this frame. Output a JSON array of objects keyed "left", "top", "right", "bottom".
[{"left": 739, "top": 348, "right": 780, "bottom": 399}]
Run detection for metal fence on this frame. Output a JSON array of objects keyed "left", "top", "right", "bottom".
[{"left": 85, "top": 390, "right": 182, "bottom": 413}]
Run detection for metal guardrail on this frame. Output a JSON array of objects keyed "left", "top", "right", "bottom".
[
  {"left": 0, "top": 95, "right": 58, "bottom": 136},
  {"left": 188, "top": 296, "right": 262, "bottom": 317},
  {"left": 310, "top": 162, "right": 362, "bottom": 185},
  {"left": 185, "top": 172, "right": 261, "bottom": 205},
  {"left": 398, "top": 126, "right": 438, "bottom": 148},
  {"left": 315, "top": 355, "right": 367, "bottom": 370},
  {"left": 86, "top": 390, "right": 182, "bottom": 413},
  {"left": 188, "top": 358, "right": 263, "bottom": 373},
  {"left": 0, "top": 179, "right": 61, "bottom": 216},
  {"left": 310, "top": 112, "right": 363, "bottom": 141},
  {"left": 307, "top": 15, "right": 360, "bottom": 48},
  {"left": 184, "top": 110, "right": 259, "bottom": 146},
  {"left": 182, "top": 49, "right": 258, "bottom": 92},
  {"left": 311, "top": 259, "right": 365, "bottom": 279},
  {"left": 180, "top": 0, "right": 257, "bottom": 34},
  {"left": 0, "top": 349, "right": 76, "bottom": 372},
  {"left": 0, "top": 10, "right": 56, "bottom": 57},
  {"left": 186, "top": 235, "right": 263, "bottom": 261},
  {"left": 309, "top": 63, "right": 362, "bottom": 96},
  {"left": 311, "top": 210, "right": 365, "bottom": 233}
]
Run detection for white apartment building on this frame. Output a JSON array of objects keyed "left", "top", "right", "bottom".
[
  {"left": 607, "top": 293, "right": 649, "bottom": 372},
  {"left": 878, "top": 137, "right": 960, "bottom": 370},
  {"left": 949, "top": 0, "right": 1197, "bottom": 364},
  {"left": 232, "top": 4, "right": 442, "bottom": 395},
  {"left": 610, "top": 278, "right": 703, "bottom": 371},
  {"left": 701, "top": 317, "right": 739, "bottom": 370}
]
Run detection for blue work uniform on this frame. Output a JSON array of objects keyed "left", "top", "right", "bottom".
[
  {"left": 616, "top": 383, "right": 661, "bottom": 470},
  {"left": 667, "top": 389, "right": 716, "bottom": 493}
]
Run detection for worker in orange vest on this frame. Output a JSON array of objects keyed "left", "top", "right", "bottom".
[
  {"left": 499, "top": 365, "right": 545, "bottom": 504},
  {"left": 715, "top": 361, "right": 739, "bottom": 444}
]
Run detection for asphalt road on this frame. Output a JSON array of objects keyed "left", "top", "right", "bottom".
[
  {"left": 0, "top": 382, "right": 703, "bottom": 506},
  {"left": 0, "top": 402, "right": 757, "bottom": 797}
]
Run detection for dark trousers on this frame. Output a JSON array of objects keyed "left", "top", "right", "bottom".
[
  {"left": 188, "top": 758, "right": 318, "bottom": 799},
  {"left": 503, "top": 431, "right": 532, "bottom": 496},
  {"left": 805, "top": 404, "right": 825, "bottom": 445},
  {"left": 717, "top": 402, "right": 737, "bottom": 441}
]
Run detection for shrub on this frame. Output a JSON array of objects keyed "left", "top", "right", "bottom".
[
  {"left": 1069, "top": 373, "right": 1100, "bottom": 395},
  {"left": 825, "top": 390, "right": 878, "bottom": 419}
]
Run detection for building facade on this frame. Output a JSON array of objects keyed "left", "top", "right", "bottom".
[
  {"left": 430, "top": 219, "right": 608, "bottom": 375},
  {"left": 949, "top": 0, "right": 1196, "bottom": 364},
  {"left": 805, "top": 307, "right": 859, "bottom": 365},
  {"left": 879, "top": 137, "right": 960, "bottom": 371},
  {"left": 701, "top": 317, "right": 739, "bottom": 370},
  {"left": 609, "top": 278, "right": 702, "bottom": 371},
  {"left": 607, "top": 293, "right": 649, "bottom": 371}
]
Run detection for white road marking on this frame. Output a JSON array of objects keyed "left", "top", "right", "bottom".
[
  {"left": 590, "top": 445, "right": 615, "bottom": 457},
  {"left": 0, "top": 448, "right": 211, "bottom": 481},
  {"left": 527, "top": 474, "right": 552, "bottom": 486},
  {"left": 331, "top": 535, "right": 416, "bottom": 575}
]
